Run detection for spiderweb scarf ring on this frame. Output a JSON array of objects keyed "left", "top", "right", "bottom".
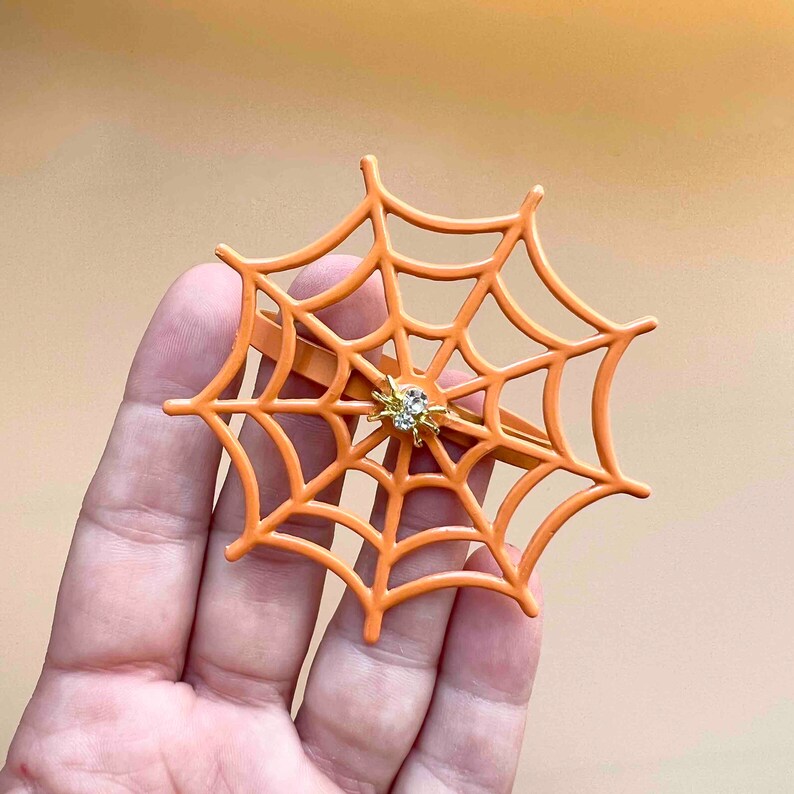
[{"left": 165, "top": 157, "right": 656, "bottom": 643}]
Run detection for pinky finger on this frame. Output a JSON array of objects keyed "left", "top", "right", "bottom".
[{"left": 391, "top": 546, "right": 544, "bottom": 794}]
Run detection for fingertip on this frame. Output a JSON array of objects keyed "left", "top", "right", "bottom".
[
  {"left": 466, "top": 543, "right": 544, "bottom": 617},
  {"left": 443, "top": 544, "right": 544, "bottom": 695},
  {"left": 288, "top": 255, "right": 388, "bottom": 349},
  {"left": 287, "top": 254, "right": 364, "bottom": 300},
  {"left": 127, "top": 262, "right": 242, "bottom": 402},
  {"left": 170, "top": 261, "right": 242, "bottom": 312},
  {"left": 466, "top": 542, "right": 517, "bottom": 572}
]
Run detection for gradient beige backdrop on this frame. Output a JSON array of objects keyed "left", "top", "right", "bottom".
[{"left": 2, "top": 2, "right": 793, "bottom": 791}]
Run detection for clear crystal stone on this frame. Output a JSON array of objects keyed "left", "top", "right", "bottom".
[
  {"left": 392, "top": 411, "right": 416, "bottom": 431},
  {"left": 402, "top": 387, "right": 428, "bottom": 416}
]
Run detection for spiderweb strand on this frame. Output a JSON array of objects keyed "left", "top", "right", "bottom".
[{"left": 163, "top": 155, "right": 656, "bottom": 643}]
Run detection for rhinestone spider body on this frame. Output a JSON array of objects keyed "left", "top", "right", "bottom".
[{"left": 368, "top": 376, "right": 447, "bottom": 446}]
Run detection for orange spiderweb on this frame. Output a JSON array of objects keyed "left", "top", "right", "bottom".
[{"left": 164, "top": 156, "right": 656, "bottom": 643}]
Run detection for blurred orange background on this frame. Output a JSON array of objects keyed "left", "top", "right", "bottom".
[{"left": 1, "top": 2, "right": 792, "bottom": 790}]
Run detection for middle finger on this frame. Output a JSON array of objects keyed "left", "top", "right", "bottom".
[
  {"left": 296, "top": 385, "right": 493, "bottom": 792},
  {"left": 183, "top": 255, "right": 386, "bottom": 706}
]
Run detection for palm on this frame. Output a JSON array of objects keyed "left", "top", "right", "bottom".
[
  {"left": 2, "top": 259, "right": 542, "bottom": 794},
  {"left": 9, "top": 673, "right": 323, "bottom": 791}
]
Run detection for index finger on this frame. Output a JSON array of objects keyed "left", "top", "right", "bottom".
[{"left": 45, "top": 263, "right": 241, "bottom": 678}]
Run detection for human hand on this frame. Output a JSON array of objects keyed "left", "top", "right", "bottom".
[{"left": 2, "top": 258, "right": 543, "bottom": 793}]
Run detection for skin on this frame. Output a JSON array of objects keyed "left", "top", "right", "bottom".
[{"left": 2, "top": 257, "right": 543, "bottom": 794}]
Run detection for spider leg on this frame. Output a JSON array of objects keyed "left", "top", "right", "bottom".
[
  {"left": 418, "top": 416, "right": 441, "bottom": 434},
  {"left": 412, "top": 426, "right": 423, "bottom": 446}
]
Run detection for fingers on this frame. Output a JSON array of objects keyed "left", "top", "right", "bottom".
[
  {"left": 296, "top": 409, "right": 493, "bottom": 793},
  {"left": 182, "top": 255, "right": 388, "bottom": 706},
  {"left": 46, "top": 263, "right": 242, "bottom": 678},
  {"left": 392, "top": 547, "right": 544, "bottom": 794}
]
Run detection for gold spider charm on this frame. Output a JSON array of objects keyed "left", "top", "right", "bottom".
[{"left": 368, "top": 375, "right": 447, "bottom": 446}]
